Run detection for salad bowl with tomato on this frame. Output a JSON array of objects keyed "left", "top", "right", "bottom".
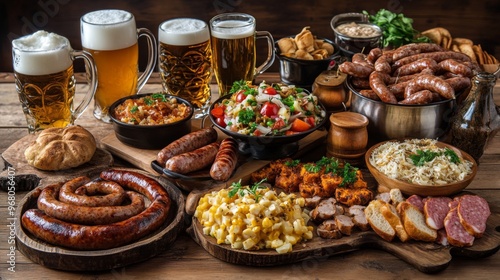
[{"left": 209, "top": 81, "right": 327, "bottom": 159}]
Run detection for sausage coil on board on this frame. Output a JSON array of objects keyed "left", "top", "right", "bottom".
[
  {"left": 59, "top": 176, "right": 127, "bottom": 207},
  {"left": 21, "top": 169, "right": 171, "bottom": 250}
]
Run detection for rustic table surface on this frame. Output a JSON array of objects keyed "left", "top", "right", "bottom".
[{"left": 0, "top": 72, "right": 499, "bottom": 279}]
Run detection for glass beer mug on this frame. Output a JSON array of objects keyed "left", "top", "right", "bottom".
[
  {"left": 209, "top": 13, "right": 275, "bottom": 96},
  {"left": 12, "top": 30, "right": 97, "bottom": 133},
  {"left": 81, "top": 9, "right": 157, "bottom": 122},
  {"left": 158, "top": 18, "right": 212, "bottom": 118}
]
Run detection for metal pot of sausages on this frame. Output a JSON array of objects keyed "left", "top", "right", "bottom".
[
  {"left": 347, "top": 76, "right": 458, "bottom": 141},
  {"left": 330, "top": 13, "right": 382, "bottom": 59},
  {"left": 109, "top": 93, "right": 194, "bottom": 149}
]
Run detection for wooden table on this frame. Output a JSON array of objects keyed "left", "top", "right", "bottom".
[{"left": 1, "top": 72, "right": 499, "bottom": 279}]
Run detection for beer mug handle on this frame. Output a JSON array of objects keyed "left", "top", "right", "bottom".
[
  {"left": 255, "top": 31, "right": 275, "bottom": 77},
  {"left": 72, "top": 50, "right": 98, "bottom": 119},
  {"left": 136, "top": 28, "right": 158, "bottom": 92}
]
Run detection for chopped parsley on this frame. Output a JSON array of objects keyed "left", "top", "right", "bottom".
[
  {"left": 410, "top": 148, "right": 461, "bottom": 166},
  {"left": 238, "top": 108, "right": 255, "bottom": 125},
  {"left": 144, "top": 97, "right": 154, "bottom": 106},
  {"left": 130, "top": 105, "right": 139, "bottom": 113},
  {"left": 151, "top": 93, "right": 167, "bottom": 102},
  {"left": 228, "top": 179, "right": 267, "bottom": 202},
  {"left": 303, "top": 157, "right": 358, "bottom": 187},
  {"left": 285, "top": 159, "right": 301, "bottom": 167}
]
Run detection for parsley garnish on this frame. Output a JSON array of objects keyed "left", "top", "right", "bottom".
[
  {"left": 144, "top": 97, "right": 154, "bottom": 105},
  {"left": 285, "top": 159, "right": 301, "bottom": 167},
  {"left": 151, "top": 93, "right": 167, "bottom": 102},
  {"left": 340, "top": 163, "right": 358, "bottom": 187},
  {"left": 409, "top": 148, "right": 461, "bottom": 166},
  {"left": 238, "top": 108, "right": 255, "bottom": 125},
  {"left": 228, "top": 179, "right": 267, "bottom": 202},
  {"left": 130, "top": 106, "right": 138, "bottom": 113}
]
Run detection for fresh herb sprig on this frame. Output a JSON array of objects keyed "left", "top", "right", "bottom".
[
  {"left": 228, "top": 179, "right": 267, "bottom": 202},
  {"left": 304, "top": 157, "right": 359, "bottom": 187},
  {"left": 409, "top": 148, "right": 461, "bottom": 166},
  {"left": 363, "top": 9, "right": 431, "bottom": 48}
]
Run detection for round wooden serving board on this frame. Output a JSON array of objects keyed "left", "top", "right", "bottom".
[
  {"left": 15, "top": 168, "right": 186, "bottom": 272},
  {"left": 0, "top": 133, "right": 113, "bottom": 192},
  {"left": 186, "top": 184, "right": 500, "bottom": 274}
]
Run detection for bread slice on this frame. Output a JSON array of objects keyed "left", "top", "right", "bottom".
[
  {"left": 389, "top": 188, "right": 405, "bottom": 206},
  {"left": 400, "top": 202, "right": 437, "bottom": 242},
  {"left": 380, "top": 203, "right": 410, "bottom": 242},
  {"left": 365, "top": 200, "right": 395, "bottom": 242}
]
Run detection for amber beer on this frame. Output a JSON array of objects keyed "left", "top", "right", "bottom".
[
  {"left": 210, "top": 13, "right": 275, "bottom": 96},
  {"left": 12, "top": 31, "right": 97, "bottom": 133},
  {"left": 159, "top": 18, "right": 212, "bottom": 117},
  {"left": 81, "top": 9, "right": 157, "bottom": 122}
]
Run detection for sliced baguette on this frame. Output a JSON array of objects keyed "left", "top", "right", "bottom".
[
  {"left": 365, "top": 200, "right": 395, "bottom": 242},
  {"left": 389, "top": 188, "right": 405, "bottom": 206},
  {"left": 400, "top": 202, "right": 437, "bottom": 242},
  {"left": 380, "top": 203, "right": 410, "bottom": 242}
]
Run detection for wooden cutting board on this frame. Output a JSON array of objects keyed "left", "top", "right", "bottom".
[
  {"left": 101, "top": 128, "right": 329, "bottom": 192},
  {"left": 185, "top": 180, "right": 500, "bottom": 273},
  {"left": 0, "top": 134, "right": 113, "bottom": 192}
]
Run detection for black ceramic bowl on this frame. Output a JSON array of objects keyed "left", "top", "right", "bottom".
[
  {"left": 275, "top": 37, "right": 341, "bottom": 90},
  {"left": 209, "top": 95, "right": 328, "bottom": 160},
  {"left": 109, "top": 93, "right": 194, "bottom": 149}
]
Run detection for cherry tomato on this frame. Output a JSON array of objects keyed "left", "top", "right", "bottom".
[
  {"left": 290, "top": 119, "right": 311, "bottom": 132},
  {"left": 263, "top": 87, "right": 277, "bottom": 95},
  {"left": 211, "top": 106, "right": 225, "bottom": 118},
  {"left": 260, "top": 101, "right": 279, "bottom": 118},
  {"left": 272, "top": 118, "right": 286, "bottom": 130},
  {"left": 285, "top": 130, "right": 298, "bottom": 136},
  {"left": 253, "top": 129, "right": 263, "bottom": 136},
  {"left": 235, "top": 90, "right": 247, "bottom": 103},
  {"left": 215, "top": 117, "right": 226, "bottom": 127},
  {"left": 306, "top": 116, "right": 316, "bottom": 127}
]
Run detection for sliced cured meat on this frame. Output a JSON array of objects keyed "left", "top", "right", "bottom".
[
  {"left": 435, "top": 228, "right": 449, "bottom": 246},
  {"left": 335, "top": 215, "right": 355, "bottom": 235},
  {"left": 424, "top": 196, "right": 452, "bottom": 230},
  {"left": 444, "top": 207, "right": 474, "bottom": 247},
  {"left": 317, "top": 220, "right": 342, "bottom": 239},
  {"left": 310, "top": 197, "right": 337, "bottom": 222},
  {"left": 406, "top": 194, "right": 424, "bottom": 212},
  {"left": 457, "top": 194, "right": 491, "bottom": 238}
]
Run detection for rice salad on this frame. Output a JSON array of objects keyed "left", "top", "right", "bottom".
[{"left": 369, "top": 138, "right": 474, "bottom": 185}]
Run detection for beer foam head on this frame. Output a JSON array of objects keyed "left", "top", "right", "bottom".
[
  {"left": 210, "top": 20, "right": 255, "bottom": 40},
  {"left": 81, "top": 9, "right": 137, "bottom": 50},
  {"left": 12, "top": 30, "right": 73, "bottom": 75},
  {"left": 159, "top": 18, "right": 210, "bottom": 46}
]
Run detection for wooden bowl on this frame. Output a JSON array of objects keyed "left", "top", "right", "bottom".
[{"left": 365, "top": 140, "right": 478, "bottom": 196}]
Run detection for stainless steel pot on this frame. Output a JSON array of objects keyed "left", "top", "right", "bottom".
[{"left": 346, "top": 77, "right": 459, "bottom": 141}]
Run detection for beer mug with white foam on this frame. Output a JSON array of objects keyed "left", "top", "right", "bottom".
[
  {"left": 12, "top": 31, "right": 97, "bottom": 133},
  {"left": 158, "top": 18, "right": 212, "bottom": 118},
  {"left": 81, "top": 9, "right": 157, "bottom": 122},
  {"left": 209, "top": 13, "right": 275, "bottom": 96}
]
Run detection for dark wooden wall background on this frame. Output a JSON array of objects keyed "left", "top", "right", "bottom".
[{"left": 1, "top": 0, "right": 499, "bottom": 73}]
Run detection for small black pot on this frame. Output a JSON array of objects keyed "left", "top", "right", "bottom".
[
  {"left": 275, "top": 37, "right": 341, "bottom": 91},
  {"left": 109, "top": 93, "right": 194, "bottom": 150}
]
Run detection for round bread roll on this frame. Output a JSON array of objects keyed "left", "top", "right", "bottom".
[{"left": 25, "top": 125, "right": 97, "bottom": 171}]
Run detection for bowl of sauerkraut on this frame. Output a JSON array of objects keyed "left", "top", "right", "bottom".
[
  {"left": 209, "top": 81, "right": 327, "bottom": 159},
  {"left": 365, "top": 138, "right": 477, "bottom": 196}
]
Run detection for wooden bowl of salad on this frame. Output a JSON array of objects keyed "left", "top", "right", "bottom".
[{"left": 209, "top": 81, "right": 327, "bottom": 159}]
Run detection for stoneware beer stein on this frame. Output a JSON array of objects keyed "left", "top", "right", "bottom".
[
  {"left": 158, "top": 18, "right": 212, "bottom": 118},
  {"left": 12, "top": 30, "right": 97, "bottom": 133},
  {"left": 209, "top": 13, "right": 275, "bottom": 96},
  {"left": 81, "top": 9, "right": 157, "bottom": 123}
]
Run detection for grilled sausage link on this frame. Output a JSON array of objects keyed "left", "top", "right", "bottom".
[
  {"left": 157, "top": 127, "right": 218, "bottom": 166},
  {"left": 165, "top": 142, "right": 220, "bottom": 174},
  {"left": 210, "top": 138, "right": 239, "bottom": 181}
]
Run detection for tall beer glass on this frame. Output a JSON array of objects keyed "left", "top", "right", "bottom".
[
  {"left": 209, "top": 13, "right": 275, "bottom": 96},
  {"left": 81, "top": 9, "right": 157, "bottom": 123},
  {"left": 12, "top": 30, "right": 97, "bottom": 133},
  {"left": 159, "top": 18, "right": 212, "bottom": 118}
]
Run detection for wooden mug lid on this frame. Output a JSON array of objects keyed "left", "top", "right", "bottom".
[
  {"left": 315, "top": 70, "right": 347, "bottom": 87},
  {"left": 329, "top": 111, "right": 369, "bottom": 128}
]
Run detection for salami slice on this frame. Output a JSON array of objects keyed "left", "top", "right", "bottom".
[
  {"left": 424, "top": 196, "right": 452, "bottom": 230},
  {"left": 435, "top": 228, "right": 449, "bottom": 246},
  {"left": 444, "top": 207, "right": 474, "bottom": 247},
  {"left": 457, "top": 194, "right": 491, "bottom": 238},
  {"left": 406, "top": 194, "right": 424, "bottom": 212}
]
